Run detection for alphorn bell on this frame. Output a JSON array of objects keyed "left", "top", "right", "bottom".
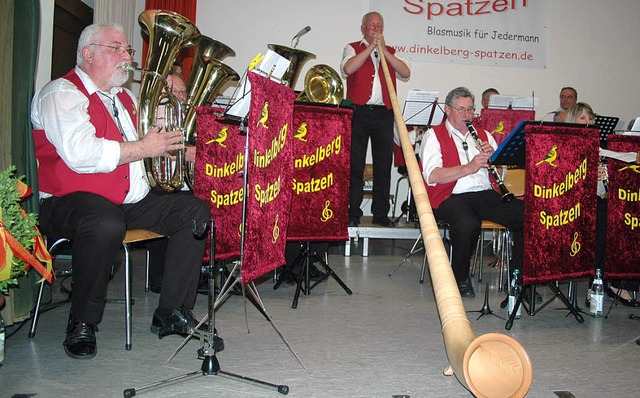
[{"left": 376, "top": 42, "right": 533, "bottom": 398}]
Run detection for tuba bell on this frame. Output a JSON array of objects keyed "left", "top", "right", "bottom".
[
  {"left": 295, "top": 64, "right": 344, "bottom": 105},
  {"left": 137, "top": 9, "right": 200, "bottom": 192},
  {"left": 266, "top": 44, "right": 315, "bottom": 89},
  {"left": 183, "top": 35, "right": 240, "bottom": 190}
]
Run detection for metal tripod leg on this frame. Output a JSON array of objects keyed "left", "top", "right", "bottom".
[{"left": 291, "top": 242, "right": 352, "bottom": 309}]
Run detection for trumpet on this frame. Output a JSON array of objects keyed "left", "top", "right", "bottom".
[{"left": 465, "top": 120, "right": 514, "bottom": 203}]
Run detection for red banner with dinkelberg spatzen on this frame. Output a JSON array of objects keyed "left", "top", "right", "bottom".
[
  {"left": 605, "top": 135, "right": 640, "bottom": 279},
  {"left": 194, "top": 73, "right": 296, "bottom": 284},
  {"left": 287, "top": 104, "right": 352, "bottom": 241},
  {"left": 522, "top": 125, "right": 598, "bottom": 284}
]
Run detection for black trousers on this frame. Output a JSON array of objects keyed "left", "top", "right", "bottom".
[
  {"left": 39, "top": 191, "right": 210, "bottom": 324},
  {"left": 349, "top": 105, "right": 394, "bottom": 222},
  {"left": 433, "top": 190, "right": 524, "bottom": 284}
]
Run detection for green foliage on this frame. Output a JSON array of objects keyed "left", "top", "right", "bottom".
[{"left": 0, "top": 166, "right": 38, "bottom": 293}]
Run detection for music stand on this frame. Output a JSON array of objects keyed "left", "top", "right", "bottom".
[
  {"left": 490, "top": 122, "right": 588, "bottom": 330},
  {"left": 594, "top": 115, "right": 619, "bottom": 149},
  {"left": 123, "top": 220, "right": 289, "bottom": 397}
]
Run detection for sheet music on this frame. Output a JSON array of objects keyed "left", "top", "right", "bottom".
[
  {"left": 600, "top": 148, "right": 637, "bottom": 163},
  {"left": 631, "top": 116, "right": 640, "bottom": 131},
  {"left": 226, "top": 50, "right": 292, "bottom": 119},
  {"left": 402, "top": 90, "right": 441, "bottom": 126},
  {"left": 488, "top": 94, "right": 538, "bottom": 110}
]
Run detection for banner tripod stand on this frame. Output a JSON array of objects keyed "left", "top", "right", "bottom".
[
  {"left": 123, "top": 220, "right": 289, "bottom": 397},
  {"left": 273, "top": 241, "right": 352, "bottom": 308}
]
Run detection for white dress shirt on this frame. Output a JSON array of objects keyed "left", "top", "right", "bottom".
[
  {"left": 340, "top": 39, "right": 410, "bottom": 106},
  {"left": 420, "top": 120, "right": 496, "bottom": 193},
  {"left": 31, "top": 66, "right": 149, "bottom": 203}
]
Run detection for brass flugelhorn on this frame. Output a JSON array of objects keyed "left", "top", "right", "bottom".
[
  {"left": 137, "top": 9, "right": 200, "bottom": 192},
  {"left": 465, "top": 120, "right": 514, "bottom": 203},
  {"left": 378, "top": 43, "right": 532, "bottom": 398},
  {"left": 182, "top": 35, "right": 239, "bottom": 190}
]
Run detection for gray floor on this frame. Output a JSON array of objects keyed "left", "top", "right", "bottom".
[{"left": 2, "top": 236, "right": 639, "bottom": 398}]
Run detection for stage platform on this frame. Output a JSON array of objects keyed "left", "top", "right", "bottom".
[{"left": 346, "top": 216, "right": 421, "bottom": 257}]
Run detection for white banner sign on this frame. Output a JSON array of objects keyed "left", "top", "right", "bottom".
[{"left": 370, "top": 0, "right": 547, "bottom": 68}]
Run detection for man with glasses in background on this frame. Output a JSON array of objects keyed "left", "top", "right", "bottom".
[
  {"left": 419, "top": 87, "right": 525, "bottom": 298},
  {"left": 31, "top": 23, "right": 220, "bottom": 359}
]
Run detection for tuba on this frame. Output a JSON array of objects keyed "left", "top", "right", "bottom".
[
  {"left": 266, "top": 44, "right": 315, "bottom": 89},
  {"left": 137, "top": 9, "right": 200, "bottom": 192},
  {"left": 183, "top": 35, "right": 239, "bottom": 190},
  {"left": 295, "top": 64, "right": 344, "bottom": 105}
]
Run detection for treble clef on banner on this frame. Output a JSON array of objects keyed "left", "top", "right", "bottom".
[
  {"left": 272, "top": 214, "right": 280, "bottom": 243},
  {"left": 321, "top": 200, "right": 333, "bottom": 222},
  {"left": 570, "top": 232, "right": 581, "bottom": 257}
]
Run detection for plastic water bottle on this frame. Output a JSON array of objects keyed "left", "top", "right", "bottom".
[
  {"left": 590, "top": 268, "right": 604, "bottom": 317},
  {"left": 0, "top": 312, "right": 5, "bottom": 367},
  {"left": 508, "top": 269, "right": 522, "bottom": 319}
]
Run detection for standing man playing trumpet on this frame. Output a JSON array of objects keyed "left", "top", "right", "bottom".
[
  {"left": 420, "top": 87, "right": 525, "bottom": 298},
  {"left": 341, "top": 11, "right": 410, "bottom": 227},
  {"left": 31, "top": 23, "right": 217, "bottom": 359}
]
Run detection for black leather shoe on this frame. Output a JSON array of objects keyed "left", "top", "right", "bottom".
[
  {"left": 63, "top": 311, "right": 97, "bottom": 359},
  {"left": 151, "top": 308, "right": 224, "bottom": 351},
  {"left": 348, "top": 217, "right": 360, "bottom": 227},
  {"left": 607, "top": 287, "right": 640, "bottom": 307},
  {"left": 372, "top": 217, "right": 396, "bottom": 228},
  {"left": 457, "top": 278, "right": 475, "bottom": 298}
]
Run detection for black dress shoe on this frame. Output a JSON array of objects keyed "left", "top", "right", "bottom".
[
  {"left": 372, "top": 217, "right": 396, "bottom": 228},
  {"left": 607, "top": 287, "right": 640, "bottom": 307},
  {"left": 348, "top": 217, "right": 360, "bottom": 227},
  {"left": 63, "top": 311, "right": 97, "bottom": 359},
  {"left": 151, "top": 307, "right": 224, "bottom": 351},
  {"left": 457, "top": 278, "right": 476, "bottom": 298}
]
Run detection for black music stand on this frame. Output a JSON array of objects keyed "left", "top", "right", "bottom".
[
  {"left": 123, "top": 220, "right": 289, "bottom": 397},
  {"left": 490, "top": 122, "right": 586, "bottom": 330},
  {"left": 594, "top": 115, "right": 619, "bottom": 149}
]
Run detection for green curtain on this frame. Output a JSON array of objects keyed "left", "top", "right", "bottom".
[
  {"left": 12, "top": 0, "right": 39, "bottom": 213},
  {"left": 3, "top": 0, "right": 41, "bottom": 325}
]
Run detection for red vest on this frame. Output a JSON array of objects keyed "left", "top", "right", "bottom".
[
  {"left": 425, "top": 122, "right": 492, "bottom": 209},
  {"left": 345, "top": 42, "right": 398, "bottom": 110},
  {"left": 33, "top": 69, "right": 137, "bottom": 204}
]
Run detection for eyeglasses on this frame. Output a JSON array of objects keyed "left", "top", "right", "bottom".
[
  {"left": 90, "top": 43, "right": 136, "bottom": 57},
  {"left": 452, "top": 106, "right": 476, "bottom": 114}
]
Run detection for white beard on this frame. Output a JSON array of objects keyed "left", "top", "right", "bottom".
[{"left": 108, "top": 63, "right": 130, "bottom": 87}]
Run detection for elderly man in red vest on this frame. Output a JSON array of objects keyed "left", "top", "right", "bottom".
[
  {"left": 341, "top": 11, "right": 410, "bottom": 228},
  {"left": 419, "top": 87, "right": 525, "bottom": 298},
  {"left": 31, "top": 23, "right": 220, "bottom": 359}
]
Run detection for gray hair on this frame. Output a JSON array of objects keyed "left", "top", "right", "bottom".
[
  {"left": 445, "top": 87, "right": 475, "bottom": 106},
  {"left": 362, "top": 11, "right": 383, "bottom": 26},
  {"left": 76, "top": 23, "right": 125, "bottom": 66}
]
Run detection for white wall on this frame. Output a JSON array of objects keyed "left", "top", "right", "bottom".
[{"left": 193, "top": 0, "right": 640, "bottom": 125}]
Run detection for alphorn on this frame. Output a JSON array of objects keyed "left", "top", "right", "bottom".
[{"left": 376, "top": 43, "right": 533, "bottom": 398}]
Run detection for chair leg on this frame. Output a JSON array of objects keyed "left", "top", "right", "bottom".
[
  {"left": 144, "top": 248, "right": 150, "bottom": 293},
  {"left": 28, "top": 237, "right": 71, "bottom": 338},
  {"left": 28, "top": 279, "right": 47, "bottom": 338},
  {"left": 123, "top": 243, "right": 133, "bottom": 351}
]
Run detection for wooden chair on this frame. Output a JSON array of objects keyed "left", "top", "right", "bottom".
[
  {"left": 470, "top": 168, "right": 525, "bottom": 291},
  {"left": 28, "top": 229, "right": 164, "bottom": 350}
]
